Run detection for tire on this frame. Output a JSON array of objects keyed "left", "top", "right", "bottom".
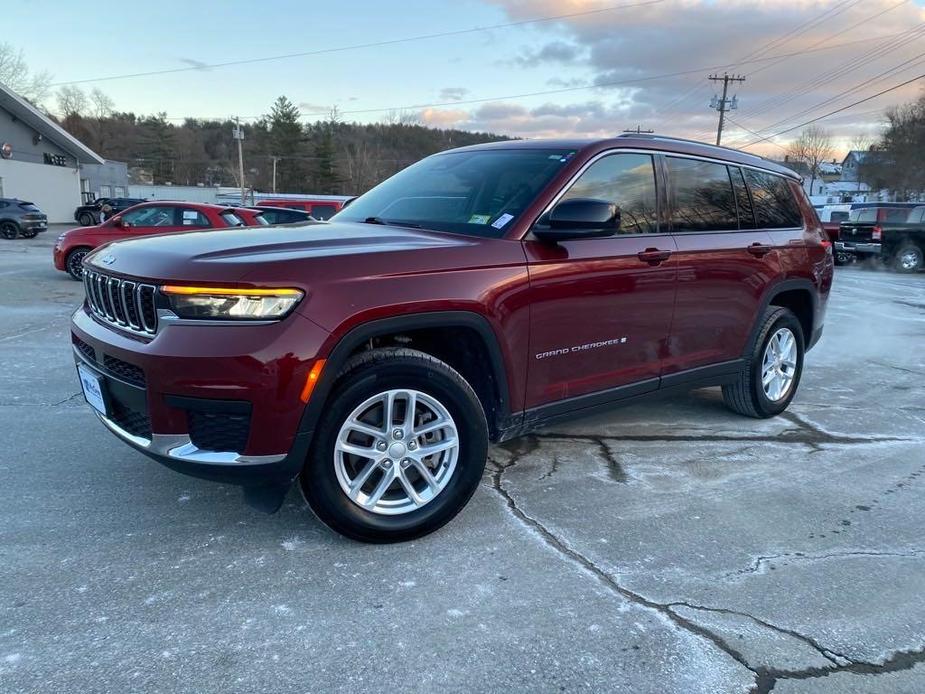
[
  {"left": 834, "top": 251, "right": 852, "bottom": 266},
  {"left": 0, "top": 222, "right": 19, "bottom": 240},
  {"left": 78, "top": 212, "right": 95, "bottom": 226},
  {"left": 892, "top": 244, "right": 923, "bottom": 274},
  {"left": 300, "top": 347, "right": 488, "bottom": 543},
  {"left": 722, "top": 307, "right": 805, "bottom": 418},
  {"left": 66, "top": 247, "right": 91, "bottom": 281}
]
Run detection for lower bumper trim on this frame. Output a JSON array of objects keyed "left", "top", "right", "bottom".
[{"left": 96, "top": 412, "right": 285, "bottom": 466}]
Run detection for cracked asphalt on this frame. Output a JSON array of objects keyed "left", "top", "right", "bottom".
[{"left": 1, "top": 230, "right": 924, "bottom": 693}]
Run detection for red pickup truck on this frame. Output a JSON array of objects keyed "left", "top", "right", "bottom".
[{"left": 71, "top": 135, "right": 832, "bottom": 542}]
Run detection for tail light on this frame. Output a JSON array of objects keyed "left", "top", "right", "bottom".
[{"left": 872, "top": 226, "right": 882, "bottom": 241}]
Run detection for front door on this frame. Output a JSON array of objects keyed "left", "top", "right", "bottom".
[{"left": 523, "top": 151, "right": 677, "bottom": 410}]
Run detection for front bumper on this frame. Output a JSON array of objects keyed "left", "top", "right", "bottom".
[{"left": 71, "top": 304, "right": 329, "bottom": 488}]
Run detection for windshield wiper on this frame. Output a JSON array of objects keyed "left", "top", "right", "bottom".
[{"left": 362, "top": 216, "right": 421, "bottom": 229}]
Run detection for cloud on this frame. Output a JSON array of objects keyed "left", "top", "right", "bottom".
[
  {"left": 514, "top": 41, "right": 583, "bottom": 68},
  {"left": 482, "top": 0, "right": 925, "bottom": 152},
  {"left": 438, "top": 87, "right": 470, "bottom": 101}
]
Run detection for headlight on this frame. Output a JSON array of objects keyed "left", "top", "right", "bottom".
[{"left": 160, "top": 285, "right": 304, "bottom": 320}]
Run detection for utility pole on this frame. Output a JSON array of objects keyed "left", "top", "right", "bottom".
[
  {"left": 271, "top": 156, "right": 280, "bottom": 194},
  {"left": 623, "top": 125, "right": 654, "bottom": 134},
  {"left": 233, "top": 117, "right": 246, "bottom": 204},
  {"left": 708, "top": 73, "right": 745, "bottom": 146}
]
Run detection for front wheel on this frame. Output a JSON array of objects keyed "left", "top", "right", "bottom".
[
  {"left": 66, "top": 248, "right": 91, "bottom": 281},
  {"left": 893, "top": 244, "right": 923, "bottom": 274},
  {"left": 300, "top": 348, "right": 488, "bottom": 543},
  {"left": 0, "top": 222, "right": 18, "bottom": 240},
  {"left": 722, "top": 307, "right": 805, "bottom": 418}
]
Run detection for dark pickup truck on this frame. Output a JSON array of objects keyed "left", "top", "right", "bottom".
[{"left": 838, "top": 205, "right": 925, "bottom": 273}]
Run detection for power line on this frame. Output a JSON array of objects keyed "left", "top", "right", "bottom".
[
  {"left": 49, "top": 0, "right": 665, "bottom": 87},
  {"left": 737, "top": 72, "right": 924, "bottom": 148},
  {"left": 739, "top": 20, "right": 925, "bottom": 122},
  {"left": 707, "top": 74, "right": 745, "bottom": 145},
  {"left": 740, "top": 50, "right": 925, "bottom": 139}
]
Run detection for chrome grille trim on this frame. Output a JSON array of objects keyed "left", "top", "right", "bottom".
[{"left": 83, "top": 269, "right": 158, "bottom": 336}]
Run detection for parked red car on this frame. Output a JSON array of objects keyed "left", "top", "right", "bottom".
[
  {"left": 55, "top": 201, "right": 262, "bottom": 280},
  {"left": 71, "top": 135, "right": 832, "bottom": 542},
  {"left": 254, "top": 196, "right": 351, "bottom": 220}
]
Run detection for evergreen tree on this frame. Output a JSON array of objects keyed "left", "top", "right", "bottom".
[{"left": 268, "top": 96, "right": 306, "bottom": 192}]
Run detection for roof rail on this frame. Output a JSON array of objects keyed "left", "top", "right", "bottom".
[{"left": 616, "top": 132, "right": 772, "bottom": 163}]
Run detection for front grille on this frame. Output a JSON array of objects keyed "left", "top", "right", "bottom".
[
  {"left": 72, "top": 335, "right": 96, "bottom": 362},
  {"left": 188, "top": 411, "right": 251, "bottom": 453},
  {"left": 110, "top": 400, "right": 151, "bottom": 439},
  {"left": 103, "top": 354, "right": 146, "bottom": 387},
  {"left": 83, "top": 270, "right": 158, "bottom": 335}
]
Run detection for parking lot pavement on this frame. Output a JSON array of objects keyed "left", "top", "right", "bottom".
[{"left": 1, "top": 232, "right": 923, "bottom": 693}]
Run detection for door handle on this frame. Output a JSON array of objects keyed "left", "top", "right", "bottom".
[
  {"left": 747, "top": 243, "right": 773, "bottom": 257},
  {"left": 637, "top": 248, "right": 672, "bottom": 265}
]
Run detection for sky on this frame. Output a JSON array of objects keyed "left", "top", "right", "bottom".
[{"left": 9, "top": 0, "right": 925, "bottom": 157}]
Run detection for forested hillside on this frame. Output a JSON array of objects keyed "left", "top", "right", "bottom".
[{"left": 55, "top": 94, "right": 511, "bottom": 195}]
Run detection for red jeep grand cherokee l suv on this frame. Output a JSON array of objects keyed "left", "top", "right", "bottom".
[{"left": 71, "top": 135, "right": 833, "bottom": 542}]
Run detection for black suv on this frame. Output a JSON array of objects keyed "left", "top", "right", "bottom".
[
  {"left": 74, "top": 198, "right": 146, "bottom": 226},
  {"left": 0, "top": 199, "right": 48, "bottom": 239}
]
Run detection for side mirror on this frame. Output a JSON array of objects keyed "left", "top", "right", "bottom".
[{"left": 533, "top": 198, "right": 620, "bottom": 242}]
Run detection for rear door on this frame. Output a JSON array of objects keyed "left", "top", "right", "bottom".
[
  {"left": 523, "top": 151, "right": 677, "bottom": 409},
  {"left": 663, "top": 157, "right": 778, "bottom": 375}
]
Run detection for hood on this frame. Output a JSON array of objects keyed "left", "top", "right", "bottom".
[{"left": 84, "top": 222, "right": 477, "bottom": 284}]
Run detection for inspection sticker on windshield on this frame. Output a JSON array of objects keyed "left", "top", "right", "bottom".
[
  {"left": 491, "top": 213, "right": 514, "bottom": 229},
  {"left": 468, "top": 214, "right": 491, "bottom": 225}
]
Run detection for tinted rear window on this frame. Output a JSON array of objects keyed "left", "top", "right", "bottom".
[
  {"left": 848, "top": 208, "right": 876, "bottom": 223},
  {"left": 744, "top": 170, "right": 802, "bottom": 228},
  {"left": 667, "top": 157, "right": 738, "bottom": 232},
  {"left": 18, "top": 202, "right": 40, "bottom": 212},
  {"left": 883, "top": 208, "right": 910, "bottom": 223},
  {"left": 310, "top": 204, "right": 338, "bottom": 220},
  {"left": 830, "top": 211, "right": 848, "bottom": 222},
  {"left": 221, "top": 212, "right": 245, "bottom": 226}
]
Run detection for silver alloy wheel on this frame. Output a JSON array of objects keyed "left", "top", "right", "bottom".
[
  {"left": 761, "top": 327, "right": 797, "bottom": 402},
  {"left": 899, "top": 248, "right": 922, "bottom": 271},
  {"left": 334, "top": 388, "right": 459, "bottom": 516}
]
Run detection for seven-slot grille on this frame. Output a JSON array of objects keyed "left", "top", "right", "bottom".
[{"left": 83, "top": 269, "right": 158, "bottom": 335}]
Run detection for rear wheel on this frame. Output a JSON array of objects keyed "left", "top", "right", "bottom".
[
  {"left": 66, "top": 247, "right": 91, "bottom": 281},
  {"left": 300, "top": 348, "right": 488, "bottom": 543},
  {"left": 0, "top": 222, "right": 19, "bottom": 239},
  {"left": 893, "top": 244, "right": 923, "bottom": 274},
  {"left": 723, "top": 307, "right": 805, "bottom": 418},
  {"left": 78, "top": 212, "right": 95, "bottom": 226}
]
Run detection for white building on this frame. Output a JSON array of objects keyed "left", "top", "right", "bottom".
[{"left": 0, "top": 83, "right": 104, "bottom": 222}]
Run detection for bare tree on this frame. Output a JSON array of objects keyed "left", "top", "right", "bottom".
[
  {"left": 0, "top": 43, "right": 52, "bottom": 104},
  {"left": 88, "top": 88, "right": 115, "bottom": 153},
  {"left": 787, "top": 126, "right": 834, "bottom": 197},
  {"left": 56, "top": 85, "right": 88, "bottom": 120}
]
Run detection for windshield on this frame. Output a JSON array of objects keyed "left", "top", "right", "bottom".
[{"left": 333, "top": 149, "right": 576, "bottom": 237}]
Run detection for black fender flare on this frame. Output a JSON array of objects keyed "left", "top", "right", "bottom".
[
  {"left": 744, "top": 278, "right": 819, "bottom": 354},
  {"left": 294, "top": 310, "right": 515, "bottom": 446}
]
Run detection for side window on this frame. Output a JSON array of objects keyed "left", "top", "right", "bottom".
[
  {"left": 729, "top": 166, "right": 755, "bottom": 229},
  {"left": 310, "top": 204, "right": 338, "bottom": 220},
  {"left": 121, "top": 206, "right": 177, "bottom": 227},
  {"left": 666, "top": 157, "right": 738, "bottom": 232},
  {"left": 882, "top": 208, "right": 909, "bottom": 223},
  {"left": 744, "top": 170, "right": 802, "bottom": 228},
  {"left": 179, "top": 208, "right": 211, "bottom": 227},
  {"left": 556, "top": 153, "right": 658, "bottom": 234}
]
